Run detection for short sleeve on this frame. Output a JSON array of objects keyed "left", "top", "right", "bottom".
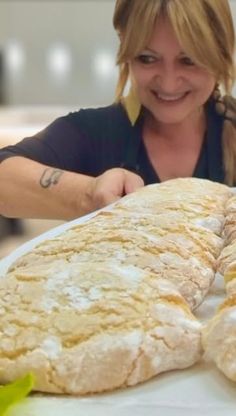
[
  {"left": 0, "top": 114, "right": 95, "bottom": 173},
  {"left": 0, "top": 104, "right": 137, "bottom": 177}
]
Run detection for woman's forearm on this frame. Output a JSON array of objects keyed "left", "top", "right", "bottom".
[{"left": 0, "top": 157, "right": 95, "bottom": 220}]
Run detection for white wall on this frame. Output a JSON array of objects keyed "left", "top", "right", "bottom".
[
  {"left": 0, "top": 0, "right": 118, "bottom": 107},
  {"left": 0, "top": 0, "right": 235, "bottom": 106}
]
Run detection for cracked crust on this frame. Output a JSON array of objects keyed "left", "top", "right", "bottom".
[
  {"left": 216, "top": 194, "right": 236, "bottom": 279},
  {"left": 217, "top": 195, "right": 236, "bottom": 276},
  {"left": 203, "top": 191, "right": 236, "bottom": 383},
  {"left": 202, "top": 295, "right": 236, "bottom": 382},
  {"left": 0, "top": 265, "right": 202, "bottom": 394},
  {"left": 7, "top": 227, "right": 216, "bottom": 310},
  {"left": 8, "top": 179, "right": 229, "bottom": 310},
  {"left": 221, "top": 195, "right": 236, "bottom": 244},
  {"left": 0, "top": 178, "right": 232, "bottom": 394},
  {"left": 115, "top": 178, "right": 231, "bottom": 235}
]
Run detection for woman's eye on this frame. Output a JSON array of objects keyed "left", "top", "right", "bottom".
[
  {"left": 136, "top": 55, "right": 157, "bottom": 64},
  {"left": 180, "top": 56, "right": 195, "bottom": 66}
]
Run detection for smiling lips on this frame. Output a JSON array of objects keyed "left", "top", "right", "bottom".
[{"left": 152, "top": 90, "right": 189, "bottom": 102}]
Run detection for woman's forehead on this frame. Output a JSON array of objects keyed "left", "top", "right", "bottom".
[{"left": 146, "top": 17, "right": 182, "bottom": 50}]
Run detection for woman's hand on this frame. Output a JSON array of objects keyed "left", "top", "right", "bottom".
[{"left": 86, "top": 168, "right": 144, "bottom": 211}]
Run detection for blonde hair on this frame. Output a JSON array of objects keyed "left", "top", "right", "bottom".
[{"left": 113, "top": 0, "right": 236, "bottom": 185}]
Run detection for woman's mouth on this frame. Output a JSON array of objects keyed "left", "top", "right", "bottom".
[{"left": 152, "top": 91, "right": 190, "bottom": 103}]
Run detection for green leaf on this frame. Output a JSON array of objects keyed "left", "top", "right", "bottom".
[{"left": 0, "top": 373, "right": 35, "bottom": 416}]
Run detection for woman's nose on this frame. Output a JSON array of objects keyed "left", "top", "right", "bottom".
[{"left": 155, "top": 64, "right": 183, "bottom": 93}]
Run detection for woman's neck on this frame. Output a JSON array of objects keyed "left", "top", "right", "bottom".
[{"left": 145, "top": 107, "right": 207, "bottom": 145}]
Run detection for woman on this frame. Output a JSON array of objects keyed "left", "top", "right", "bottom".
[{"left": 0, "top": 0, "right": 235, "bottom": 220}]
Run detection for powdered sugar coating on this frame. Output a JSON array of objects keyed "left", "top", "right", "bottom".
[{"left": 0, "top": 177, "right": 232, "bottom": 394}]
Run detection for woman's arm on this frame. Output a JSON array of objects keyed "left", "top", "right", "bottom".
[{"left": 0, "top": 157, "right": 144, "bottom": 220}]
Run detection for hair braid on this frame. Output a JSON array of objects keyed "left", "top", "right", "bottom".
[{"left": 213, "top": 87, "right": 236, "bottom": 186}]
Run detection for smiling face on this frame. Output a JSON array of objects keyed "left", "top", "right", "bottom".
[{"left": 129, "top": 17, "right": 216, "bottom": 125}]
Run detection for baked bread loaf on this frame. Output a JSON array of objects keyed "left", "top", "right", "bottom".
[
  {"left": 0, "top": 266, "right": 201, "bottom": 394},
  {"left": 0, "top": 177, "right": 233, "bottom": 394},
  {"left": 8, "top": 211, "right": 222, "bottom": 310},
  {"left": 202, "top": 193, "right": 236, "bottom": 383},
  {"left": 8, "top": 178, "right": 231, "bottom": 310},
  {"left": 224, "top": 267, "right": 236, "bottom": 296},
  {"left": 115, "top": 178, "right": 231, "bottom": 235},
  {"left": 221, "top": 195, "right": 236, "bottom": 244},
  {"left": 217, "top": 195, "right": 236, "bottom": 276},
  {"left": 202, "top": 295, "right": 236, "bottom": 382}
]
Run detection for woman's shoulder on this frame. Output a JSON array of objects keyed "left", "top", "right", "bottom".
[
  {"left": 65, "top": 102, "right": 128, "bottom": 129},
  {"left": 52, "top": 102, "right": 134, "bottom": 143}
]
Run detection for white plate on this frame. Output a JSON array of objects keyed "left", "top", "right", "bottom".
[{"left": 0, "top": 209, "right": 236, "bottom": 416}]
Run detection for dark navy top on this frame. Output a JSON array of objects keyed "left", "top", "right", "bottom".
[{"left": 0, "top": 99, "right": 225, "bottom": 185}]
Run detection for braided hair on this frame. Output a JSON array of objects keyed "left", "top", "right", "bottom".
[{"left": 213, "top": 86, "right": 236, "bottom": 186}]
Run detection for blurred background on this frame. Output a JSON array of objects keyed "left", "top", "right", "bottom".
[
  {"left": 0, "top": 0, "right": 118, "bottom": 258},
  {"left": 0, "top": 0, "right": 236, "bottom": 258}
]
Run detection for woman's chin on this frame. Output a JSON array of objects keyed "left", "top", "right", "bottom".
[{"left": 149, "top": 110, "right": 191, "bottom": 125}]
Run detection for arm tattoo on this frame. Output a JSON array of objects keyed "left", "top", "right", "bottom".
[{"left": 39, "top": 168, "right": 64, "bottom": 189}]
